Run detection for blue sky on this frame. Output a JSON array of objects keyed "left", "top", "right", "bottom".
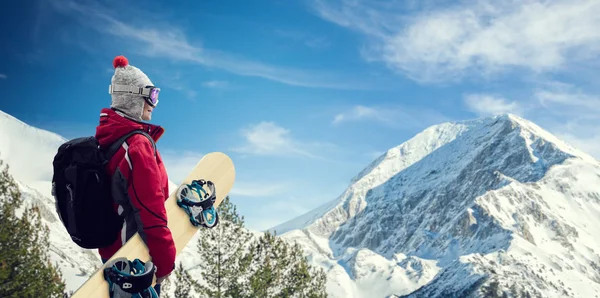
[{"left": 1, "top": 0, "right": 600, "bottom": 231}]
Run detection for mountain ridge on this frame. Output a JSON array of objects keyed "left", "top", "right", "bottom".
[
  {"left": 272, "top": 113, "right": 595, "bottom": 238},
  {"left": 0, "top": 110, "right": 68, "bottom": 188},
  {"left": 272, "top": 113, "right": 600, "bottom": 297}
]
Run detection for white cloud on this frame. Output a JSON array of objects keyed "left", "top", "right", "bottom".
[
  {"left": 535, "top": 82, "right": 600, "bottom": 115},
  {"left": 202, "top": 80, "right": 229, "bottom": 88},
  {"left": 233, "top": 122, "right": 326, "bottom": 159},
  {"left": 0, "top": 74, "right": 6, "bottom": 79},
  {"left": 311, "top": 0, "right": 600, "bottom": 83},
  {"left": 464, "top": 94, "right": 522, "bottom": 116},
  {"left": 460, "top": 82, "right": 600, "bottom": 159},
  {"left": 556, "top": 131, "right": 600, "bottom": 159},
  {"left": 528, "top": 82, "right": 600, "bottom": 159},
  {"left": 333, "top": 104, "right": 448, "bottom": 129},
  {"left": 333, "top": 105, "right": 379, "bottom": 124},
  {"left": 160, "top": 150, "right": 205, "bottom": 185},
  {"left": 47, "top": 0, "right": 367, "bottom": 90}
]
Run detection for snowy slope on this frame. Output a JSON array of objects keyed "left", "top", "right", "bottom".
[
  {"left": 0, "top": 109, "right": 103, "bottom": 292},
  {"left": 0, "top": 109, "right": 182, "bottom": 293},
  {"left": 5, "top": 107, "right": 600, "bottom": 297},
  {"left": 272, "top": 114, "right": 600, "bottom": 297},
  {"left": 0, "top": 110, "right": 68, "bottom": 196}
]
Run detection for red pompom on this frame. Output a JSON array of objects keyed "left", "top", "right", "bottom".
[{"left": 113, "top": 55, "right": 129, "bottom": 68}]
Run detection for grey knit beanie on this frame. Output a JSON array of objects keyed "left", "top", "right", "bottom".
[{"left": 110, "top": 55, "right": 153, "bottom": 121}]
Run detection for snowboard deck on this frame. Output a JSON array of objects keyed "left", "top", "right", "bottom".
[{"left": 70, "top": 152, "right": 235, "bottom": 297}]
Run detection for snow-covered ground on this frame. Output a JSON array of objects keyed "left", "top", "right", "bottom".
[
  {"left": 0, "top": 109, "right": 183, "bottom": 293},
  {"left": 3, "top": 108, "right": 600, "bottom": 297},
  {"left": 0, "top": 110, "right": 102, "bottom": 293}
]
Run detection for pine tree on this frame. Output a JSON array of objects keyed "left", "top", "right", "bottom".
[
  {"left": 238, "top": 232, "right": 280, "bottom": 297},
  {"left": 281, "top": 241, "right": 327, "bottom": 298},
  {"left": 158, "top": 271, "right": 173, "bottom": 298},
  {"left": 194, "top": 196, "right": 253, "bottom": 298},
  {"left": 238, "top": 231, "right": 327, "bottom": 298},
  {"left": 174, "top": 263, "right": 198, "bottom": 298},
  {"left": 0, "top": 159, "right": 66, "bottom": 297},
  {"left": 175, "top": 195, "right": 327, "bottom": 298}
]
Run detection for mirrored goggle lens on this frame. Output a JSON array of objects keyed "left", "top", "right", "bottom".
[
  {"left": 144, "top": 89, "right": 159, "bottom": 107},
  {"left": 149, "top": 88, "right": 159, "bottom": 103}
]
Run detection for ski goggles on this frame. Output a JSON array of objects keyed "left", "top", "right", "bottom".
[{"left": 109, "top": 84, "right": 160, "bottom": 107}]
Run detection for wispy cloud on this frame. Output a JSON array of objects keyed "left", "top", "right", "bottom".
[
  {"left": 249, "top": 199, "right": 312, "bottom": 231},
  {"left": 0, "top": 74, "right": 7, "bottom": 79},
  {"left": 333, "top": 105, "right": 379, "bottom": 124},
  {"left": 274, "top": 29, "right": 331, "bottom": 49},
  {"left": 155, "top": 71, "right": 198, "bottom": 101},
  {"left": 47, "top": 0, "right": 367, "bottom": 89},
  {"left": 333, "top": 104, "right": 448, "bottom": 129},
  {"left": 232, "top": 122, "right": 315, "bottom": 158},
  {"left": 202, "top": 80, "right": 229, "bottom": 89},
  {"left": 160, "top": 150, "right": 205, "bottom": 184},
  {"left": 464, "top": 94, "right": 523, "bottom": 117},
  {"left": 555, "top": 130, "right": 600, "bottom": 159},
  {"left": 232, "top": 121, "right": 334, "bottom": 160},
  {"left": 461, "top": 81, "right": 600, "bottom": 159},
  {"left": 531, "top": 82, "right": 600, "bottom": 159},
  {"left": 535, "top": 82, "right": 600, "bottom": 115},
  {"left": 310, "top": 0, "right": 600, "bottom": 83},
  {"left": 230, "top": 181, "right": 293, "bottom": 197}
]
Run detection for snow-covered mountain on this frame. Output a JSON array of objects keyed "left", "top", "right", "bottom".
[
  {"left": 0, "top": 110, "right": 68, "bottom": 194},
  {"left": 4, "top": 108, "right": 600, "bottom": 297},
  {"left": 272, "top": 114, "right": 600, "bottom": 297}
]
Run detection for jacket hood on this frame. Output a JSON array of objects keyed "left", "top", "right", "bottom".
[{"left": 95, "top": 108, "right": 165, "bottom": 148}]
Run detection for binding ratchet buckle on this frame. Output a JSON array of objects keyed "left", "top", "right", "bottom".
[
  {"left": 103, "top": 258, "right": 158, "bottom": 298},
  {"left": 176, "top": 179, "right": 219, "bottom": 228}
]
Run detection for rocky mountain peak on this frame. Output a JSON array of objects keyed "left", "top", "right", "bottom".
[{"left": 274, "top": 113, "right": 600, "bottom": 297}]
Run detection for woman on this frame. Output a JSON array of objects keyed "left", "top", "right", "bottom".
[{"left": 95, "top": 55, "right": 175, "bottom": 295}]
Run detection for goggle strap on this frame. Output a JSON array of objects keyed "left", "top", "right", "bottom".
[{"left": 109, "top": 84, "right": 153, "bottom": 96}]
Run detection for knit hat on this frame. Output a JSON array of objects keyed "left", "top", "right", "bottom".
[{"left": 110, "top": 55, "right": 153, "bottom": 121}]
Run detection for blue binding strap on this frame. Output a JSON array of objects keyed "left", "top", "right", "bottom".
[{"left": 176, "top": 179, "right": 219, "bottom": 228}]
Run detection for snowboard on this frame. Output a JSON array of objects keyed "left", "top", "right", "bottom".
[{"left": 70, "top": 152, "right": 236, "bottom": 297}]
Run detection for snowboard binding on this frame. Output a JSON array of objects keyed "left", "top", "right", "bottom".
[
  {"left": 103, "top": 258, "right": 158, "bottom": 298},
  {"left": 176, "top": 179, "right": 219, "bottom": 228}
]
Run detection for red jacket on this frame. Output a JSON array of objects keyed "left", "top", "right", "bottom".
[{"left": 95, "top": 108, "right": 176, "bottom": 278}]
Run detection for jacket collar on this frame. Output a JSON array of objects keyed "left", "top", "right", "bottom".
[{"left": 96, "top": 108, "right": 165, "bottom": 146}]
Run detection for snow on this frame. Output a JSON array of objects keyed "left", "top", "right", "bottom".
[
  {"left": 0, "top": 110, "right": 101, "bottom": 292},
  {"left": 3, "top": 108, "right": 600, "bottom": 297},
  {"left": 9, "top": 178, "right": 103, "bottom": 293},
  {"left": 0, "top": 110, "right": 67, "bottom": 195},
  {"left": 271, "top": 113, "right": 600, "bottom": 297},
  {"left": 0, "top": 109, "right": 194, "bottom": 293}
]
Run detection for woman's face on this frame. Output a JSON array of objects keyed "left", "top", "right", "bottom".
[{"left": 142, "top": 101, "right": 154, "bottom": 121}]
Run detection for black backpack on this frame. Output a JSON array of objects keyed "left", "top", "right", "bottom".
[{"left": 51, "top": 130, "right": 155, "bottom": 249}]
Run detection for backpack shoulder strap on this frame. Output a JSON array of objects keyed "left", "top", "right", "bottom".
[{"left": 105, "top": 130, "right": 156, "bottom": 161}]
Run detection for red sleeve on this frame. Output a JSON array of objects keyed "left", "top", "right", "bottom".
[{"left": 127, "top": 137, "right": 176, "bottom": 278}]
